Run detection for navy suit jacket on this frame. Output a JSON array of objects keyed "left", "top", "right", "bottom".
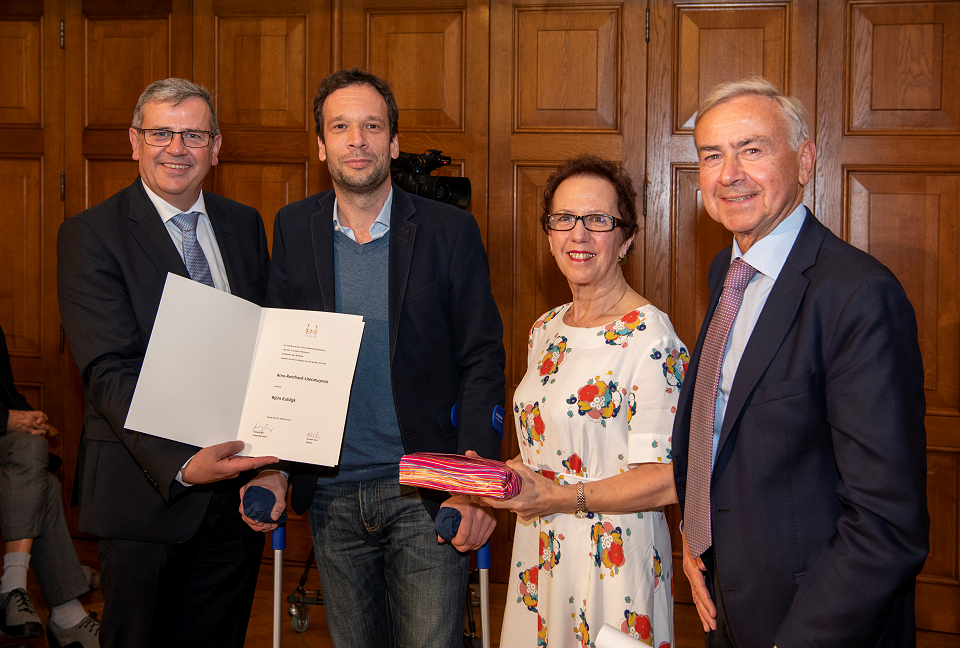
[
  {"left": 57, "top": 178, "right": 270, "bottom": 543},
  {"left": 672, "top": 210, "right": 928, "bottom": 647},
  {"left": 268, "top": 185, "right": 506, "bottom": 516}
]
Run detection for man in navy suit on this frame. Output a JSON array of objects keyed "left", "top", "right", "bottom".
[
  {"left": 57, "top": 78, "right": 277, "bottom": 648},
  {"left": 672, "top": 77, "right": 928, "bottom": 647},
  {"left": 242, "top": 68, "right": 505, "bottom": 648}
]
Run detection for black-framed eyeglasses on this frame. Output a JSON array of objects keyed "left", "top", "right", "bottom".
[
  {"left": 137, "top": 128, "right": 214, "bottom": 148},
  {"left": 546, "top": 213, "right": 623, "bottom": 232}
]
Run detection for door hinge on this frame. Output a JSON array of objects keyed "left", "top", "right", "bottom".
[
  {"left": 642, "top": 182, "right": 648, "bottom": 218},
  {"left": 60, "top": 171, "right": 65, "bottom": 201},
  {"left": 645, "top": 8, "right": 650, "bottom": 43},
  {"left": 60, "top": 21, "right": 64, "bottom": 49}
]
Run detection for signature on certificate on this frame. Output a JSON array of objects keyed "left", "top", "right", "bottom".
[{"left": 252, "top": 423, "right": 274, "bottom": 436}]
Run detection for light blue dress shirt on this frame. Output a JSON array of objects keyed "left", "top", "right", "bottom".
[
  {"left": 332, "top": 187, "right": 394, "bottom": 242},
  {"left": 711, "top": 204, "right": 807, "bottom": 464}
]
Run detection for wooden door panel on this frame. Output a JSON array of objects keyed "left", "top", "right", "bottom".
[
  {"left": 0, "top": 159, "right": 43, "bottom": 356},
  {"left": 677, "top": 6, "right": 790, "bottom": 131},
  {"left": 85, "top": 18, "right": 171, "bottom": 127},
  {"left": 847, "top": 171, "right": 959, "bottom": 413},
  {"left": 515, "top": 6, "right": 620, "bottom": 131},
  {"left": 367, "top": 12, "right": 464, "bottom": 131},
  {"left": 217, "top": 16, "right": 308, "bottom": 129},
  {"left": 850, "top": 3, "right": 960, "bottom": 132},
  {"left": 0, "top": 20, "right": 41, "bottom": 125},
  {"left": 921, "top": 446, "right": 959, "bottom": 633}
]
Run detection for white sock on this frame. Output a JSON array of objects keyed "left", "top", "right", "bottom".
[
  {"left": 0, "top": 552, "right": 30, "bottom": 594},
  {"left": 49, "top": 598, "right": 88, "bottom": 630}
]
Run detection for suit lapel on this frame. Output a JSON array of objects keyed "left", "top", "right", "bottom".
[
  {"left": 310, "top": 191, "right": 336, "bottom": 312},
  {"left": 206, "top": 195, "right": 245, "bottom": 296},
  {"left": 125, "top": 178, "right": 189, "bottom": 280},
  {"left": 388, "top": 186, "right": 417, "bottom": 363},
  {"left": 716, "top": 210, "right": 826, "bottom": 458}
]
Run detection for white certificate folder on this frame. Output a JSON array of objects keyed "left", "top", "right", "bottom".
[{"left": 125, "top": 273, "right": 364, "bottom": 466}]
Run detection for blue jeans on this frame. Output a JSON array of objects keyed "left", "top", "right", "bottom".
[{"left": 309, "top": 476, "right": 468, "bottom": 648}]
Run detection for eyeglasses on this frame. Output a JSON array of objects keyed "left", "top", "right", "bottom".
[
  {"left": 546, "top": 213, "right": 623, "bottom": 232},
  {"left": 137, "top": 129, "right": 214, "bottom": 148}
]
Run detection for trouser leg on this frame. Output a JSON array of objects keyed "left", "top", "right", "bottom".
[
  {"left": 0, "top": 433, "right": 49, "bottom": 540},
  {"left": 29, "top": 472, "right": 89, "bottom": 607}
]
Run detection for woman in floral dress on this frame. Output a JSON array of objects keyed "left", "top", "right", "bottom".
[{"left": 485, "top": 156, "right": 686, "bottom": 648}]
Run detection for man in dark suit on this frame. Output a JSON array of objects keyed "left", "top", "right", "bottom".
[
  {"left": 57, "top": 78, "right": 277, "bottom": 648},
  {"left": 672, "top": 77, "right": 928, "bottom": 648},
  {"left": 242, "top": 68, "right": 505, "bottom": 648}
]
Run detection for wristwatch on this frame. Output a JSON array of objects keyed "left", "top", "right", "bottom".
[{"left": 575, "top": 482, "right": 588, "bottom": 518}]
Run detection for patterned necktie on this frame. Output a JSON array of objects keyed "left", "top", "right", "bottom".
[
  {"left": 686, "top": 258, "right": 757, "bottom": 558},
  {"left": 170, "top": 211, "right": 215, "bottom": 288}
]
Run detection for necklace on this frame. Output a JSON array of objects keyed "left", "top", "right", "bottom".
[{"left": 580, "top": 286, "right": 628, "bottom": 328}]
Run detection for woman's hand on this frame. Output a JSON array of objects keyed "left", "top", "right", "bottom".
[{"left": 481, "top": 455, "right": 570, "bottom": 520}]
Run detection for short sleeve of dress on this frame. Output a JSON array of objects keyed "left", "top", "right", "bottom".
[{"left": 626, "top": 316, "right": 688, "bottom": 467}]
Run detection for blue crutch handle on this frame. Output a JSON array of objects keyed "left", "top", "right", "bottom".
[{"left": 272, "top": 525, "right": 286, "bottom": 550}]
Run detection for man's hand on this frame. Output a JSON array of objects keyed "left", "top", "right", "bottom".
[
  {"left": 239, "top": 470, "right": 289, "bottom": 533},
  {"left": 439, "top": 494, "right": 497, "bottom": 552},
  {"left": 7, "top": 410, "right": 49, "bottom": 436},
  {"left": 180, "top": 440, "right": 278, "bottom": 485},
  {"left": 681, "top": 529, "right": 717, "bottom": 632}
]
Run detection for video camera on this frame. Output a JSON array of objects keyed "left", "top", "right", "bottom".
[{"left": 390, "top": 149, "right": 471, "bottom": 210}]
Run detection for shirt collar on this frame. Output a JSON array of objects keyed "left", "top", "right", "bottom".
[
  {"left": 140, "top": 178, "right": 208, "bottom": 224},
  {"left": 732, "top": 204, "right": 806, "bottom": 282},
  {"left": 332, "top": 186, "right": 394, "bottom": 240}
]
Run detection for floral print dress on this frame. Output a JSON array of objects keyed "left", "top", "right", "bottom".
[{"left": 500, "top": 303, "right": 687, "bottom": 648}]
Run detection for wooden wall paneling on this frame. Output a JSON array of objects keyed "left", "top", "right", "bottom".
[
  {"left": 819, "top": 1, "right": 960, "bottom": 633},
  {"left": 489, "top": 0, "right": 646, "bottom": 583},
  {"left": 0, "top": 0, "right": 65, "bottom": 518},
  {"left": 647, "top": 0, "right": 818, "bottom": 607},
  {"left": 849, "top": 2, "right": 960, "bottom": 133},
  {"left": 85, "top": 18, "right": 171, "bottom": 127}
]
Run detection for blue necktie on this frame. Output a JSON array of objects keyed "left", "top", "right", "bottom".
[{"left": 170, "top": 211, "right": 215, "bottom": 288}]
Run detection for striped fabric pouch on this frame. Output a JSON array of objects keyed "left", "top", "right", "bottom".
[{"left": 399, "top": 452, "right": 522, "bottom": 499}]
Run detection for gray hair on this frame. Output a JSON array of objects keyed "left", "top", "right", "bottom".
[
  {"left": 695, "top": 76, "right": 809, "bottom": 150},
  {"left": 131, "top": 78, "right": 219, "bottom": 136}
]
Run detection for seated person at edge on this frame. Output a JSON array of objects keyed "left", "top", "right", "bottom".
[
  {"left": 0, "top": 324, "right": 99, "bottom": 648},
  {"left": 483, "top": 155, "right": 686, "bottom": 648}
]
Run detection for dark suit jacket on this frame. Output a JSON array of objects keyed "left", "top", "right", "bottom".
[
  {"left": 57, "top": 178, "right": 270, "bottom": 543},
  {"left": 268, "top": 185, "right": 506, "bottom": 516},
  {"left": 0, "top": 324, "right": 32, "bottom": 433},
  {"left": 672, "top": 210, "right": 928, "bottom": 648}
]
